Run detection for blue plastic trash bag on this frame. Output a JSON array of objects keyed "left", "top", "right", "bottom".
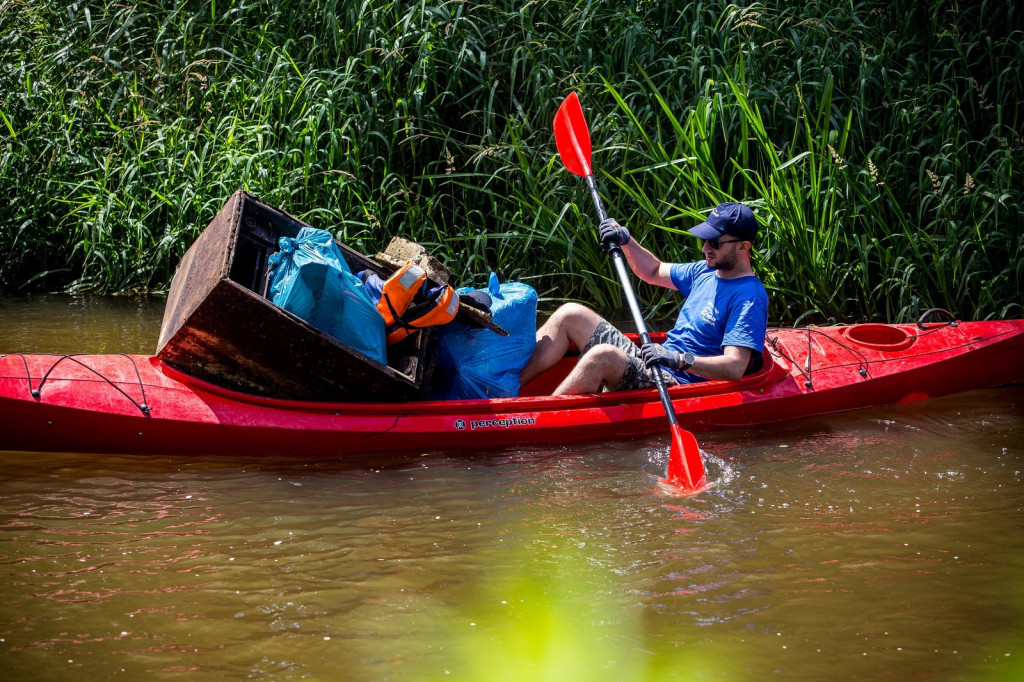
[
  {"left": 267, "top": 227, "right": 387, "bottom": 365},
  {"left": 429, "top": 272, "right": 537, "bottom": 400}
]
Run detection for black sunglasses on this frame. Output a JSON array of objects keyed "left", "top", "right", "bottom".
[{"left": 702, "top": 237, "right": 744, "bottom": 250}]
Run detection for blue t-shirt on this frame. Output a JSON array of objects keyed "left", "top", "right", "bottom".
[{"left": 662, "top": 261, "right": 769, "bottom": 383}]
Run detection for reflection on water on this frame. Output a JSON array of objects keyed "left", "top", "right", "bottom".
[
  {"left": 1, "top": 297, "right": 1024, "bottom": 680},
  {"left": 0, "top": 295, "right": 164, "bottom": 354}
]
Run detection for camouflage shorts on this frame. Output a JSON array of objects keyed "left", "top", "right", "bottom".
[{"left": 580, "top": 321, "right": 679, "bottom": 392}]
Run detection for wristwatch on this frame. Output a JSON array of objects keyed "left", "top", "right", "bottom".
[{"left": 680, "top": 352, "right": 695, "bottom": 371}]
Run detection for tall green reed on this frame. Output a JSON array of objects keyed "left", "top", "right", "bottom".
[{"left": 1, "top": 0, "right": 1020, "bottom": 324}]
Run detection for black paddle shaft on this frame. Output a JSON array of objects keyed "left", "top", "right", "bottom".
[{"left": 583, "top": 174, "right": 681, "bottom": 427}]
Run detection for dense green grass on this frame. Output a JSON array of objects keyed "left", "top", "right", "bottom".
[{"left": 1, "top": 0, "right": 1021, "bottom": 323}]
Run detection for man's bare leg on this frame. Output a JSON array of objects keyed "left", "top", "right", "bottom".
[
  {"left": 520, "top": 303, "right": 605, "bottom": 387},
  {"left": 520, "top": 303, "right": 631, "bottom": 395},
  {"left": 551, "top": 343, "right": 628, "bottom": 395}
]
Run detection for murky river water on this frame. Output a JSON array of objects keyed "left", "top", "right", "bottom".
[{"left": 1, "top": 296, "right": 1023, "bottom": 680}]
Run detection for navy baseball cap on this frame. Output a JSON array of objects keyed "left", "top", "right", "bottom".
[{"left": 687, "top": 202, "right": 758, "bottom": 242}]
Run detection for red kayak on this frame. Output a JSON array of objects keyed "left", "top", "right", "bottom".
[{"left": 2, "top": 318, "right": 1023, "bottom": 458}]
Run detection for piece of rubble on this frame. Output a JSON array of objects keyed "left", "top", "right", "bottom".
[{"left": 375, "top": 237, "right": 451, "bottom": 284}]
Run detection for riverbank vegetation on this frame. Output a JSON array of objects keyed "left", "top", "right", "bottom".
[{"left": 1, "top": 0, "right": 1021, "bottom": 323}]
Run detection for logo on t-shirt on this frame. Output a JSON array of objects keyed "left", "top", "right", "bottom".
[{"left": 700, "top": 302, "right": 720, "bottom": 326}]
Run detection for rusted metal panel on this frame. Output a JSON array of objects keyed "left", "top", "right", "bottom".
[
  {"left": 157, "top": 194, "right": 237, "bottom": 352},
  {"left": 157, "top": 191, "right": 430, "bottom": 402}
]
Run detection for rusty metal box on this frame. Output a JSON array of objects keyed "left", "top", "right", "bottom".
[{"left": 156, "top": 191, "right": 430, "bottom": 401}]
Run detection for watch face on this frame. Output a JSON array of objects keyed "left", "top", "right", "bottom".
[{"left": 683, "top": 352, "right": 695, "bottom": 368}]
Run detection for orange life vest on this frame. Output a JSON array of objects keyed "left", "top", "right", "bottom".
[{"left": 376, "top": 261, "right": 459, "bottom": 345}]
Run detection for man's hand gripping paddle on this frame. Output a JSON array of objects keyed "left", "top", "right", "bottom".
[{"left": 553, "top": 92, "right": 707, "bottom": 493}]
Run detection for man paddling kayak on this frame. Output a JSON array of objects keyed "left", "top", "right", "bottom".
[{"left": 520, "top": 202, "right": 769, "bottom": 395}]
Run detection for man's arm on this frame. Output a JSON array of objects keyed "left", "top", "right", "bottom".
[
  {"left": 687, "top": 345, "right": 752, "bottom": 382},
  {"left": 620, "top": 239, "right": 675, "bottom": 288},
  {"left": 641, "top": 343, "right": 753, "bottom": 381},
  {"left": 614, "top": 233, "right": 679, "bottom": 286},
  {"left": 599, "top": 218, "right": 676, "bottom": 289}
]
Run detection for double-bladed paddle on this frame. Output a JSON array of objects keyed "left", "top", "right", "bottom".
[{"left": 553, "top": 92, "right": 706, "bottom": 493}]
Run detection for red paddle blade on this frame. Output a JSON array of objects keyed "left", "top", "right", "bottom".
[
  {"left": 553, "top": 92, "right": 592, "bottom": 177},
  {"left": 664, "top": 424, "right": 707, "bottom": 492}
]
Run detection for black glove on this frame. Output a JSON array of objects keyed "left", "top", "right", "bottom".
[
  {"left": 598, "top": 217, "right": 630, "bottom": 247},
  {"left": 640, "top": 342, "right": 681, "bottom": 369}
]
